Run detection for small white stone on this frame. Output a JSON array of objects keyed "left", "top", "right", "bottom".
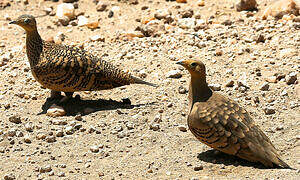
[
  {"left": 65, "top": 126, "right": 74, "bottom": 135},
  {"left": 90, "top": 145, "right": 99, "bottom": 153},
  {"left": 24, "top": 122, "right": 34, "bottom": 132},
  {"left": 89, "top": 35, "right": 105, "bottom": 42},
  {"left": 56, "top": 3, "right": 75, "bottom": 19},
  {"left": 46, "top": 104, "right": 66, "bottom": 117},
  {"left": 209, "top": 84, "right": 221, "bottom": 91},
  {"left": 77, "top": 15, "right": 89, "bottom": 26},
  {"left": 178, "top": 18, "right": 196, "bottom": 29},
  {"left": 166, "top": 70, "right": 182, "bottom": 78}
]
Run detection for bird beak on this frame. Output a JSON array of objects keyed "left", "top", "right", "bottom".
[
  {"left": 9, "top": 21, "right": 17, "bottom": 24},
  {"left": 176, "top": 60, "right": 186, "bottom": 66}
]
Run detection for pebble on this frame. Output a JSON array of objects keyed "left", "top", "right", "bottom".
[
  {"left": 193, "top": 165, "right": 203, "bottom": 171},
  {"left": 36, "top": 132, "right": 47, "bottom": 140},
  {"left": 65, "top": 126, "right": 74, "bottom": 135},
  {"left": 209, "top": 84, "right": 221, "bottom": 91},
  {"left": 126, "top": 122, "right": 134, "bottom": 130},
  {"left": 108, "top": 10, "right": 114, "bottom": 18},
  {"left": 236, "top": 0, "right": 257, "bottom": 12},
  {"left": 255, "top": 34, "right": 265, "bottom": 43},
  {"left": 178, "top": 18, "right": 196, "bottom": 29},
  {"left": 52, "top": 119, "right": 67, "bottom": 125},
  {"left": 40, "top": 165, "right": 52, "bottom": 173},
  {"left": 46, "top": 136, "right": 56, "bottom": 143},
  {"left": 286, "top": 72, "right": 297, "bottom": 85},
  {"left": 75, "top": 114, "right": 82, "bottom": 121},
  {"left": 178, "top": 86, "right": 187, "bottom": 94},
  {"left": 96, "top": 2, "right": 108, "bottom": 12},
  {"left": 150, "top": 123, "right": 160, "bottom": 131},
  {"left": 197, "top": 0, "right": 205, "bottom": 6},
  {"left": 215, "top": 48, "right": 223, "bottom": 56},
  {"left": 85, "top": 21, "right": 99, "bottom": 29},
  {"left": 275, "top": 125, "right": 284, "bottom": 131},
  {"left": 259, "top": 82, "right": 269, "bottom": 91},
  {"left": 8, "top": 114, "right": 21, "bottom": 124},
  {"left": 166, "top": 70, "right": 182, "bottom": 78},
  {"left": 178, "top": 125, "right": 187, "bottom": 132},
  {"left": 262, "top": 0, "right": 298, "bottom": 20},
  {"left": 77, "top": 15, "right": 89, "bottom": 26},
  {"left": 24, "top": 122, "right": 34, "bottom": 132},
  {"left": 7, "top": 129, "right": 16, "bottom": 137},
  {"left": 58, "top": 16, "right": 70, "bottom": 26},
  {"left": 264, "top": 107, "right": 275, "bottom": 115},
  {"left": 266, "top": 76, "right": 277, "bottom": 83},
  {"left": 57, "top": 172, "right": 65, "bottom": 177},
  {"left": 225, "top": 80, "right": 234, "bottom": 87},
  {"left": 176, "top": 0, "right": 187, "bottom": 3},
  {"left": 56, "top": 130, "right": 64, "bottom": 137},
  {"left": 154, "top": 9, "right": 170, "bottom": 20},
  {"left": 46, "top": 104, "right": 66, "bottom": 117},
  {"left": 23, "top": 134, "right": 31, "bottom": 143},
  {"left": 90, "top": 145, "right": 99, "bottom": 153},
  {"left": 90, "top": 35, "right": 105, "bottom": 42},
  {"left": 179, "top": 9, "right": 193, "bottom": 18},
  {"left": 3, "top": 173, "right": 16, "bottom": 180},
  {"left": 16, "top": 131, "right": 24, "bottom": 137},
  {"left": 56, "top": 3, "right": 75, "bottom": 19},
  {"left": 63, "top": 0, "right": 77, "bottom": 2}
]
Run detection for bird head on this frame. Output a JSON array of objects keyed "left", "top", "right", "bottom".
[
  {"left": 176, "top": 60, "right": 206, "bottom": 78},
  {"left": 9, "top": 14, "right": 37, "bottom": 32}
]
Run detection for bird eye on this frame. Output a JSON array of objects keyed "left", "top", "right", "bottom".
[
  {"left": 190, "top": 62, "right": 197, "bottom": 67},
  {"left": 24, "top": 19, "right": 30, "bottom": 24}
]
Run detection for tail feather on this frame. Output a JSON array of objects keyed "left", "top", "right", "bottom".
[
  {"left": 132, "top": 77, "right": 158, "bottom": 87},
  {"left": 277, "top": 157, "right": 294, "bottom": 169}
]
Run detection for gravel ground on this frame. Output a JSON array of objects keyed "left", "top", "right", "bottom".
[{"left": 0, "top": 0, "right": 299, "bottom": 179}]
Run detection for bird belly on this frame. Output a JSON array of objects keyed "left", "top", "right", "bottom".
[{"left": 31, "top": 70, "right": 124, "bottom": 92}]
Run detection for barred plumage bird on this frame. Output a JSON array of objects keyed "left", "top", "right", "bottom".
[
  {"left": 176, "top": 59, "right": 291, "bottom": 168},
  {"left": 10, "top": 14, "right": 156, "bottom": 102}
]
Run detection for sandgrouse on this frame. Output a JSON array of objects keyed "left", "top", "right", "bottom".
[
  {"left": 176, "top": 59, "right": 291, "bottom": 168},
  {"left": 10, "top": 15, "right": 156, "bottom": 102}
]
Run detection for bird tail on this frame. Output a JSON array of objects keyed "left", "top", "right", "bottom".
[
  {"left": 132, "top": 77, "right": 158, "bottom": 87},
  {"left": 277, "top": 157, "right": 295, "bottom": 169}
]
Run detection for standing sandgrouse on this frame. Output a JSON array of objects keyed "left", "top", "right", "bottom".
[
  {"left": 176, "top": 59, "right": 291, "bottom": 168},
  {"left": 10, "top": 15, "right": 156, "bottom": 102}
]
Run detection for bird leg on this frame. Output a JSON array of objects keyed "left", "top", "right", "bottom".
[
  {"left": 50, "top": 90, "right": 62, "bottom": 99},
  {"left": 59, "top": 92, "right": 74, "bottom": 103}
]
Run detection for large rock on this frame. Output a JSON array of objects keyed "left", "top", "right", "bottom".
[
  {"left": 262, "top": 0, "right": 300, "bottom": 19},
  {"left": 236, "top": 0, "right": 257, "bottom": 12}
]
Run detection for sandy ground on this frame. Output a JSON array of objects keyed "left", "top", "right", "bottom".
[{"left": 0, "top": 0, "right": 299, "bottom": 179}]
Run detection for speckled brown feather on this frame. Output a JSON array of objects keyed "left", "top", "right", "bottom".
[
  {"left": 177, "top": 59, "right": 291, "bottom": 168},
  {"left": 10, "top": 15, "right": 156, "bottom": 96}
]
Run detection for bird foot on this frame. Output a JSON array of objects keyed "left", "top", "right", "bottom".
[{"left": 58, "top": 92, "right": 79, "bottom": 104}]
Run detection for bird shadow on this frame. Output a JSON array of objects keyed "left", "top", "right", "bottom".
[
  {"left": 197, "top": 149, "right": 283, "bottom": 169},
  {"left": 38, "top": 96, "right": 155, "bottom": 116}
]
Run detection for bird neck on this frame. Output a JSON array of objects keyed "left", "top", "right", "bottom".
[
  {"left": 26, "top": 30, "right": 43, "bottom": 67},
  {"left": 188, "top": 76, "right": 212, "bottom": 111}
]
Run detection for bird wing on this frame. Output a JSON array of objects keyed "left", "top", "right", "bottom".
[
  {"left": 35, "top": 42, "right": 117, "bottom": 76},
  {"left": 188, "top": 92, "right": 287, "bottom": 167}
]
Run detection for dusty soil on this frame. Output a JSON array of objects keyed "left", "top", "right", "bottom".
[{"left": 0, "top": 0, "right": 299, "bottom": 179}]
